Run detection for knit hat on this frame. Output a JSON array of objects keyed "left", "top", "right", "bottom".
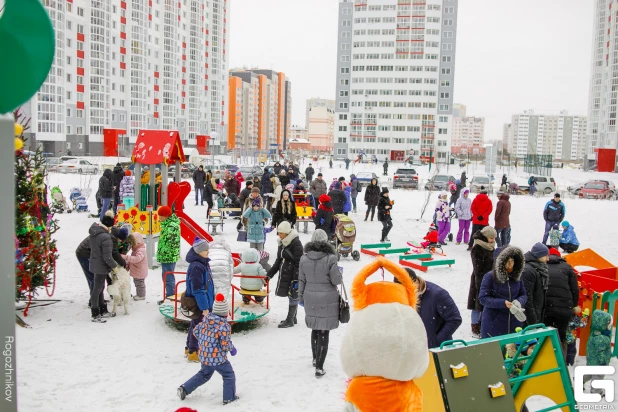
[
  {"left": 530, "top": 242, "right": 549, "bottom": 259},
  {"left": 116, "top": 162, "right": 121, "bottom": 167},
  {"left": 549, "top": 247, "right": 561, "bottom": 257},
  {"left": 246, "top": 181, "right": 253, "bottom": 187},
  {"left": 480, "top": 226, "right": 497, "bottom": 239},
  {"left": 480, "top": 186, "right": 487, "bottom": 193},
  {"left": 277, "top": 221, "right": 293, "bottom": 234},
  {"left": 118, "top": 226, "right": 130, "bottom": 241},
  {"left": 318, "top": 173, "right": 323, "bottom": 177},
  {"left": 312, "top": 229, "right": 329, "bottom": 243},
  {"left": 192, "top": 237, "right": 209, "bottom": 254},
  {"left": 125, "top": 170, "right": 132, "bottom": 176},
  {"left": 463, "top": 189, "right": 470, "bottom": 195},
  {"left": 319, "top": 194, "right": 331, "bottom": 203},
  {"left": 212, "top": 293, "right": 228, "bottom": 317},
  {"left": 338, "top": 176, "right": 345, "bottom": 181},
  {"left": 251, "top": 187, "right": 260, "bottom": 194},
  {"left": 100, "top": 214, "right": 115, "bottom": 228},
  {"left": 561, "top": 221, "right": 569, "bottom": 228},
  {"left": 429, "top": 223, "right": 437, "bottom": 231},
  {"left": 439, "top": 191, "right": 448, "bottom": 199},
  {"left": 381, "top": 187, "right": 389, "bottom": 194},
  {"left": 252, "top": 198, "right": 261, "bottom": 207},
  {"left": 157, "top": 206, "right": 172, "bottom": 218}
]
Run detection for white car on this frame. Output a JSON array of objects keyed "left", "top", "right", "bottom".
[{"left": 58, "top": 159, "right": 99, "bottom": 174}]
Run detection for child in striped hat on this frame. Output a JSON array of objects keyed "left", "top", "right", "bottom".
[{"left": 178, "top": 293, "right": 238, "bottom": 405}]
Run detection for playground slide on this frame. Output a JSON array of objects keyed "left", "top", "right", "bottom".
[{"left": 168, "top": 181, "right": 213, "bottom": 244}]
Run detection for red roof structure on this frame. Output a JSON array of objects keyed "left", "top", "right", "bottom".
[{"left": 131, "top": 130, "right": 186, "bottom": 165}]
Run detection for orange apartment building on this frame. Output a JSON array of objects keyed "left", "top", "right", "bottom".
[{"left": 228, "top": 69, "right": 291, "bottom": 152}]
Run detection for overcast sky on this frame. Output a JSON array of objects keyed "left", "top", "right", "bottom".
[{"left": 229, "top": 0, "right": 593, "bottom": 141}]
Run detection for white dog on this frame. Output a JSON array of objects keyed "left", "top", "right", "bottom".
[{"left": 107, "top": 266, "right": 132, "bottom": 315}]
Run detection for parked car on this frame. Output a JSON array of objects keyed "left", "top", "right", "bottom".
[
  {"left": 568, "top": 179, "right": 616, "bottom": 196},
  {"left": 224, "top": 164, "right": 239, "bottom": 173},
  {"left": 470, "top": 176, "right": 493, "bottom": 193},
  {"left": 201, "top": 164, "right": 229, "bottom": 180},
  {"left": 168, "top": 162, "right": 197, "bottom": 178},
  {"left": 529, "top": 176, "right": 557, "bottom": 195},
  {"left": 45, "top": 157, "right": 62, "bottom": 172},
  {"left": 424, "top": 174, "right": 456, "bottom": 191},
  {"left": 392, "top": 168, "right": 418, "bottom": 189},
  {"left": 59, "top": 156, "right": 78, "bottom": 162},
  {"left": 355, "top": 172, "right": 379, "bottom": 187},
  {"left": 579, "top": 181, "right": 614, "bottom": 199},
  {"left": 407, "top": 156, "right": 423, "bottom": 166},
  {"left": 236, "top": 165, "right": 264, "bottom": 181},
  {"left": 58, "top": 159, "right": 99, "bottom": 174}
]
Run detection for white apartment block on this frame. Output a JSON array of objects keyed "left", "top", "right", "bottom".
[
  {"left": 22, "top": 0, "right": 229, "bottom": 156},
  {"left": 502, "top": 123, "right": 512, "bottom": 154},
  {"left": 306, "top": 98, "right": 336, "bottom": 128},
  {"left": 334, "top": 0, "right": 458, "bottom": 162},
  {"left": 451, "top": 115, "right": 485, "bottom": 155},
  {"left": 289, "top": 126, "right": 309, "bottom": 142},
  {"left": 510, "top": 110, "right": 587, "bottom": 161}
]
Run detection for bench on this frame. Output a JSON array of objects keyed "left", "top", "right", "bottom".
[
  {"left": 399, "top": 257, "right": 456, "bottom": 272},
  {"left": 361, "top": 243, "right": 391, "bottom": 256},
  {"left": 239, "top": 289, "right": 268, "bottom": 297}
]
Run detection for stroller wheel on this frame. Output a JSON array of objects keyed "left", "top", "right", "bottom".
[
  {"left": 352, "top": 251, "right": 360, "bottom": 261},
  {"left": 343, "top": 253, "right": 349, "bottom": 258}
]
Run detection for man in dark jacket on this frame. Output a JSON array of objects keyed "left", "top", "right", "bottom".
[
  {"left": 344, "top": 158, "right": 351, "bottom": 170},
  {"left": 260, "top": 168, "right": 273, "bottom": 196},
  {"left": 305, "top": 164, "right": 315, "bottom": 183},
  {"left": 544, "top": 247, "right": 579, "bottom": 359},
  {"left": 98, "top": 169, "right": 114, "bottom": 220},
  {"left": 383, "top": 159, "right": 389, "bottom": 176},
  {"left": 192, "top": 165, "right": 206, "bottom": 205},
  {"left": 494, "top": 193, "right": 511, "bottom": 247},
  {"left": 287, "top": 166, "right": 298, "bottom": 181},
  {"left": 266, "top": 221, "right": 304, "bottom": 328},
  {"left": 88, "top": 214, "right": 118, "bottom": 322},
  {"left": 377, "top": 187, "right": 394, "bottom": 242},
  {"left": 273, "top": 162, "right": 282, "bottom": 175},
  {"left": 396, "top": 268, "right": 461, "bottom": 348},
  {"left": 310, "top": 173, "right": 328, "bottom": 205},
  {"left": 327, "top": 182, "right": 346, "bottom": 215},
  {"left": 460, "top": 171, "right": 467, "bottom": 187},
  {"left": 522, "top": 243, "right": 550, "bottom": 326},
  {"left": 364, "top": 178, "right": 380, "bottom": 221},
  {"left": 467, "top": 226, "right": 497, "bottom": 338},
  {"left": 542, "top": 193, "right": 565, "bottom": 244},
  {"left": 111, "top": 163, "right": 125, "bottom": 214}
]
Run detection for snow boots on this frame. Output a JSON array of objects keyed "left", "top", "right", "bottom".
[
  {"left": 99, "top": 304, "right": 116, "bottom": 318},
  {"left": 177, "top": 386, "right": 187, "bottom": 400},
  {"left": 91, "top": 307, "right": 106, "bottom": 323},
  {"left": 471, "top": 323, "right": 481, "bottom": 339},
  {"left": 278, "top": 305, "right": 298, "bottom": 328},
  {"left": 187, "top": 352, "right": 199, "bottom": 363},
  {"left": 315, "top": 345, "right": 328, "bottom": 378}
]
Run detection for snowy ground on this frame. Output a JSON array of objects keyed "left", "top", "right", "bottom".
[{"left": 16, "top": 159, "right": 618, "bottom": 411}]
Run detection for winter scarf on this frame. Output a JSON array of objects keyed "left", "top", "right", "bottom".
[{"left": 319, "top": 202, "right": 333, "bottom": 213}]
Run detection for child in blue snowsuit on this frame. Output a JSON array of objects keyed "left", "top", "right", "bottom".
[{"left": 178, "top": 293, "right": 238, "bottom": 405}]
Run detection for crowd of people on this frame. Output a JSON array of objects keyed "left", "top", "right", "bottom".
[{"left": 79, "top": 161, "right": 602, "bottom": 406}]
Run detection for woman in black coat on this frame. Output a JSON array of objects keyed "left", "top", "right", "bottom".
[
  {"left": 364, "top": 178, "right": 380, "bottom": 221},
  {"left": 266, "top": 222, "right": 304, "bottom": 328},
  {"left": 377, "top": 187, "right": 394, "bottom": 242},
  {"left": 272, "top": 189, "right": 297, "bottom": 228},
  {"left": 466, "top": 226, "right": 497, "bottom": 338},
  {"left": 313, "top": 194, "right": 334, "bottom": 237},
  {"left": 544, "top": 249, "right": 579, "bottom": 357},
  {"left": 327, "top": 182, "right": 346, "bottom": 215},
  {"left": 460, "top": 171, "right": 467, "bottom": 187}
]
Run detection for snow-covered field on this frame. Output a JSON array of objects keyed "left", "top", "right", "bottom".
[{"left": 16, "top": 159, "right": 618, "bottom": 411}]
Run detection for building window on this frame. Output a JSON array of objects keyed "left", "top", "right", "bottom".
[
  {"left": 441, "top": 56, "right": 452, "bottom": 63},
  {"left": 445, "top": 6, "right": 455, "bottom": 13},
  {"left": 66, "top": 74, "right": 71, "bottom": 82},
  {"left": 443, "top": 31, "right": 454, "bottom": 38},
  {"left": 442, "top": 44, "right": 453, "bottom": 50},
  {"left": 441, "top": 68, "right": 451, "bottom": 75},
  {"left": 77, "top": 7, "right": 84, "bottom": 17},
  {"left": 339, "top": 103, "right": 348, "bottom": 109},
  {"left": 337, "top": 149, "right": 346, "bottom": 155},
  {"left": 439, "top": 104, "right": 449, "bottom": 111},
  {"left": 440, "top": 92, "right": 450, "bottom": 99},
  {"left": 340, "top": 55, "right": 350, "bottom": 62},
  {"left": 339, "top": 114, "right": 348, "bottom": 120},
  {"left": 67, "top": 21, "right": 72, "bottom": 30},
  {"left": 343, "top": 20, "right": 351, "bottom": 27},
  {"left": 438, "top": 128, "right": 448, "bottom": 134},
  {"left": 338, "top": 137, "right": 347, "bottom": 143},
  {"left": 443, "top": 19, "right": 453, "bottom": 26}
]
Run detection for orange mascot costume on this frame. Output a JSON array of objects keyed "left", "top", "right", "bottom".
[{"left": 341, "top": 257, "right": 429, "bottom": 412}]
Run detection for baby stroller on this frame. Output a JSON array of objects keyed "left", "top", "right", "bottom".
[
  {"left": 70, "top": 187, "right": 90, "bottom": 213},
  {"left": 50, "top": 186, "right": 72, "bottom": 214},
  {"left": 331, "top": 214, "right": 360, "bottom": 261}
]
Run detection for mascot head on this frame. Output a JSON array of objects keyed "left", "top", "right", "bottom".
[{"left": 340, "top": 257, "right": 429, "bottom": 381}]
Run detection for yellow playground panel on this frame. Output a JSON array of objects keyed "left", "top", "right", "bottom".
[{"left": 117, "top": 206, "right": 161, "bottom": 236}]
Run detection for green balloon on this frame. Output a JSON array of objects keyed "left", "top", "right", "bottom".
[{"left": 0, "top": 0, "right": 55, "bottom": 114}]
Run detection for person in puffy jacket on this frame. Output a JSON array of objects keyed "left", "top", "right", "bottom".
[
  {"left": 122, "top": 232, "right": 148, "bottom": 300},
  {"left": 314, "top": 194, "right": 334, "bottom": 236},
  {"left": 543, "top": 248, "right": 579, "bottom": 360},
  {"left": 468, "top": 187, "right": 493, "bottom": 250},
  {"left": 88, "top": 214, "right": 118, "bottom": 323},
  {"left": 349, "top": 174, "right": 362, "bottom": 213},
  {"left": 395, "top": 268, "right": 462, "bottom": 349},
  {"left": 279, "top": 170, "right": 290, "bottom": 187},
  {"left": 377, "top": 187, "right": 394, "bottom": 242},
  {"left": 204, "top": 176, "right": 219, "bottom": 217},
  {"left": 479, "top": 246, "right": 527, "bottom": 338},
  {"left": 111, "top": 163, "right": 125, "bottom": 214},
  {"left": 299, "top": 229, "right": 342, "bottom": 378},
  {"left": 234, "top": 248, "right": 267, "bottom": 304},
  {"left": 327, "top": 182, "right": 346, "bottom": 215},
  {"left": 494, "top": 193, "right": 511, "bottom": 247},
  {"left": 455, "top": 189, "right": 472, "bottom": 245},
  {"left": 156, "top": 206, "right": 181, "bottom": 301},
  {"left": 260, "top": 168, "right": 273, "bottom": 196},
  {"left": 342, "top": 185, "right": 353, "bottom": 216},
  {"left": 435, "top": 192, "right": 451, "bottom": 244},
  {"left": 559, "top": 221, "right": 579, "bottom": 253},
  {"left": 467, "top": 226, "right": 497, "bottom": 337},
  {"left": 98, "top": 169, "right": 114, "bottom": 220},
  {"left": 270, "top": 177, "right": 283, "bottom": 212},
  {"left": 542, "top": 194, "right": 565, "bottom": 244},
  {"left": 364, "top": 178, "right": 380, "bottom": 222},
  {"left": 305, "top": 164, "right": 315, "bottom": 183},
  {"left": 208, "top": 240, "right": 235, "bottom": 304},
  {"left": 310, "top": 173, "right": 328, "bottom": 204},
  {"left": 140, "top": 167, "right": 150, "bottom": 185},
  {"left": 184, "top": 238, "right": 215, "bottom": 362},
  {"left": 223, "top": 175, "right": 240, "bottom": 198},
  {"left": 521, "top": 243, "right": 550, "bottom": 327},
  {"left": 242, "top": 198, "right": 272, "bottom": 251},
  {"left": 119, "top": 170, "right": 135, "bottom": 204},
  {"left": 272, "top": 189, "right": 297, "bottom": 229},
  {"left": 192, "top": 166, "right": 206, "bottom": 205}
]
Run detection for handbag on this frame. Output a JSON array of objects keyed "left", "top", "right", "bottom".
[
  {"left": 180, "top": 292, "right": 201, "bottom": 319},
  {"left": 339, "top": 282, "right": 350, "bottom": 324},
  {"left": 237, "top": 229, "right": 247, "bottom": 242}
]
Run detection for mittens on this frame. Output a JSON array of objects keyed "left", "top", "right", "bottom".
[
  {"left": 230, "top": 347, "right": 237, "bottom": 356},
  {"left": 510, "top": 300, "right": 526, "bottom": 322}
]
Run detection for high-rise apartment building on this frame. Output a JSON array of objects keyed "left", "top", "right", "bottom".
[
  {"left": 334, "top": 0, "right": 458, "bottom": 162},
  {"left": 510, "top": 110, "right": 587, "bottom": 161},
  {"left": 21, "top": 0, "right": 229, "bottom": 156},
  {"left": 228, "top": 69, "right": 292, "bottom": 152},
  {"left": 307, "top": 105, "right": 336, "bottom": 152},
  {"left": 502, "top": 123, "right": 512, "bottom": 155},
  {"left": 451, "top": 112, "right": 485, "bottom": 156},
  {"left": 306, "top": 98, "right": 336, "bottom": 127}
]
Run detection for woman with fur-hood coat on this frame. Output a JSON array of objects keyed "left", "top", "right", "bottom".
[
  {"left": 272, "top": 189, "right": 297, "bottom": 228},
  {"left": 299, "top": 229, "right": 342, "bottom": 377},
  {"left": 478, "top": 246, "right": 528, "bottom": 338}
]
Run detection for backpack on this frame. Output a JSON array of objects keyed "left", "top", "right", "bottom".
[{"left": 356, "top": 180, "right": 362, "bottom": 193}]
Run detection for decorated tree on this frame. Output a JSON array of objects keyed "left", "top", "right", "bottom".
[{"left": 14, "top": 109, "right": 58, "bottom": 314}]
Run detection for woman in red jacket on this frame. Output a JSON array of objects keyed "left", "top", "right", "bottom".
[{"left": 467, "top": 187, "right": 493, "bottom": 251}]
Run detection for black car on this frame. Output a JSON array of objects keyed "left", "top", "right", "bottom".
[
  {"left": 424, "top": 174, "right": 456, "bottom": 191},
  {"left": 393, "top": 168, "right": 418, "bottom": 189}
]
